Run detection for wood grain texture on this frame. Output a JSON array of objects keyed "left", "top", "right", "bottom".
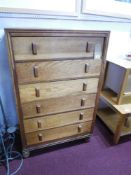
[
  {"left": 25, "top": 121, "right": 92, "bottom": 146},
  {"left": 5, "top": 29, "right": 110, "bottom": 152},
  {"left": 16, "top": 59, "right": 101, "bottom": 84},
  {"left": 12, "top": 36, "right": 103, "bottom": 56},
  {"left": 22, "top": 94, "right": 96, "bottom": 118},
  {"left": 19, "top": 78, "right": 99, "bottom": 103},
  {"left": 24, "top": 108, "right": 94, "bottom": 133},
  {"left": 14, "top": 52, "right": 94, "bottom": 62}
]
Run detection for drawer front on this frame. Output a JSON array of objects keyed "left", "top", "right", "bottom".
[
  {"left": 25, "top": 121, "right": 92, "bottom": 146},
  {"left": 22, "top": 94, "right": 96, "bottom": 118},
  {"left": 24, "top": 108, "right": 94, "bottom": 133},
  {"left": 16, "top": 60, "right": 101, "bottom": 84},
  {"left": 12, "top": 36, "right": 103, "bottom": 61},
  {"left": 19, "top": 78, "right": 99, "bottom": 103}
]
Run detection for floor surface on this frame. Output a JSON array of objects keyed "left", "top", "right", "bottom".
[{"left": 1, "top": 119, "right": 131, "bottom": 175}]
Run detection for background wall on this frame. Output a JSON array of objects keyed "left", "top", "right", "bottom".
[{"left": 0, "top": 3, "right": 131, "bottom": 130}]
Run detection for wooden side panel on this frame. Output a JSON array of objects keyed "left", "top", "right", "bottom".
[
  {"left": 16, "top": 59, "right": 101, "bottom": 84},
  {"left": 19, "top": 78, "right": 99, "bottom": 103},
  {"left": 25, "top": 121, "right": 92, "bottom": 146},
  {"left": 24, "top": 108, "right": 94, "bottom": 133},
  {"left": 22, "top": 94, "right": 96, "bottom": 118}
]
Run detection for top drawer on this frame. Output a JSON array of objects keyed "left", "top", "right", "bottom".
[{"left": 11, "top": 36, "right": 104, "bottom": 61}]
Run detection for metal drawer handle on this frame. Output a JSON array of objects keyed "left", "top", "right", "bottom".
[
  {"left": 35, "top": 87, "right": 40, "bottom": 97},
  {"left": 85, "top": 64, "right": 90, "bottom": 73},
  {"left": 37, "top": 120, "right": 42, "bottom": 128},
  {"left": 79, "top": 113, "right": 84, "bottom": 120},
  {"left": 36, "top": 104, "right": 41, "bottom": 113},
  {"left": 81, "top": 98, "right": 85, "bottom": 107},
  {"left": 32, "top": 43, "right": 37, "bottom": 55},
  {"left": 83, "top": 83, "right": 87, "bottom": 91},
  {"left": 78, "top": 125, "right": 82, "bottom": 132},
  {"left": 33, "top": 66, "right": 39, "bottom": 77},
  {"left": 38, "top": 133, "right": 43, "bottom": 141}
]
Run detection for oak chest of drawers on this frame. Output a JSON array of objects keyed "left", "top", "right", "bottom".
[{"left": 5, "top": 29, "right": 110, "bottom": 157}]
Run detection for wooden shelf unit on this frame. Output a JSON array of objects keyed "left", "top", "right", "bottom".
[
  {"left": 98, "top": 108, "right": 131, "bottom": 137},
  {"left": 102, "top": 59, "right": 131, "bottom": 105},
  {"left": 97, "top": 59, "right": 131, "bottom": 144}
]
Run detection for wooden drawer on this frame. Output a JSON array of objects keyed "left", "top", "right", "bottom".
[
  {"left": 19, "top": 78, "right": 99, "bottom": 103},
  {"left": 11, "top": 36, "right": 104, "bottom": 61},
  {"left": 25, "top": 121, "right": 92, "bottom": 146},
  {"left": 22, "top": 94, "right": 96, "bottom": 118},
  {"left": 16, "top": 59, "right": 101, "bottom": 84},
  {"left": 24, "top": 108, "right": 94, "bottom": 133}
]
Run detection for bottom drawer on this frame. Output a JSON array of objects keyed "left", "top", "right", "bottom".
[{"left": 25, "top": 121, "right": 92, "bottom": 146}]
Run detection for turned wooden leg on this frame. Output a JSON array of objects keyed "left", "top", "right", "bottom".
[{"left": 22, "top": 149, "right": 30, "bottom": 158}]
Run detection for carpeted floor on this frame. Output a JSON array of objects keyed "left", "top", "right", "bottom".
[{"left": 1, "top": 119, "right": 131, "bottom": 175}]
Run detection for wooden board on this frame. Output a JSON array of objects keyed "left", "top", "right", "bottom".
[
  {"left": 14, "top": 52, "right": 94, "bottom": 62},
  {"left": 25, "top": 121, "right": 92, "bottom": 146},
  {"left": 121, "top": 95, "right": 131, "bottom": 104},
  {"left": 114, "top": 104, "right": 131, "bottom": 115},
  {"left": 22, "top": 94, "right": 96, "bottom": 118},
  {"left": 19, "top": 78, "right": 99, "bottom": 103},
  {"left": 12, "top": 36, "right": 103, "bottom": 57},
  {"left": 24, "top": 108, "right": 94, "bottom": 133},
  {"left": 16, "top": 59, "right": 101, "bottom": 84},
  {"left": 101, "top": 90, "right": 117, "bottom": 105},
  {"left": 97, "top": 108, "right": 119, "bottom": 133}
]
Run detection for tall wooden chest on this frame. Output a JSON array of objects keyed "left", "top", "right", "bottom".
[{"left": 5, "top": 29, "right": 109, "bottom": 157}]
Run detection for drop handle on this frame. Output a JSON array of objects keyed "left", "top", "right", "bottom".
[
  {"left": 32, "top": 42, "right": 37, "bottom": 55},
  {"left": 83, "top": 83, "right": 87, "bottom": 91},
  {"left": 36, "top": 104, "right": 41, "bottom": 113},
  {"left": 81, "top": 98, "right": 86, "bottom": 107},
  {"left": 38, "top": 133, "right": 43, "bottom": 141},
  {"left": 37, "top": 120, "right": 42, "bottom": 128},
  {"left": 33, "top": 66, "right": 39, "bottom": 77},
  {"left": 85, "top": 63, "right": 90, "bottom": 73},
  {"left": 35, "top": 87, "right": 40, "bottom": 97},
  {"left": 79, "top": 113, "right": 84, "bottom": 120},
  {"left": 78, "top": 125, "right": 82, "bottom": 132}
]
